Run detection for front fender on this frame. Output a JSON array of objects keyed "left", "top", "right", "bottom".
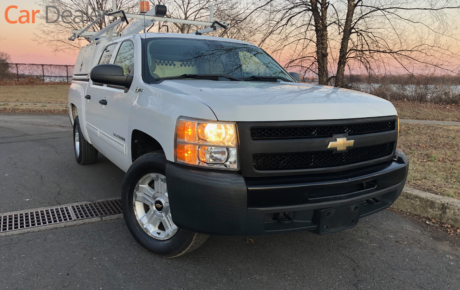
[{"left": 128, "top": 84, "right": 217, "bottom": 163}]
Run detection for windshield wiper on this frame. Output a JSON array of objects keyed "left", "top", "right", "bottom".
[
  {"left": 241, "top": 76, "right": 293, "bottom": 82},
  {"left": 154, "top": 74, "right": 241, "bottom": 83}
]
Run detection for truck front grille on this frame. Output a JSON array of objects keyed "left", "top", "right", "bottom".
[
  {"left": 251, "top": 120, "right": 395, "bottom": 140},
  {"left": 253, "top": 143, "right": 395, "bottom": 171}
]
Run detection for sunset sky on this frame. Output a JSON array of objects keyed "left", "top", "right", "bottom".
[
  {"left": 0, "top": 0, "right": 78, "bottom": 64},
  {"left": 1, "top": 0, "right": 460, "bottom": 73}
]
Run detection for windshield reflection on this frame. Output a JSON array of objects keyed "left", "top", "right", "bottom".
[{"left": 144, "top": 38, "right": 293, "bottom": 83}]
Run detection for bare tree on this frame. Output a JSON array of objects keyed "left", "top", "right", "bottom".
[
  {"left": 0, "top": 51, "right": 11, "bottom": 76},
  {"left": 257, "top": 0, "right": 460, "bottom": 87},
  {"left": 34, "top": 0, "right": 262, "bottom": 53},
  {"left": 148, "top": 0, "right": 264, "bottom": 43},
  {"left": 149, "top": 0, "right": 223, "bottom": 34}
]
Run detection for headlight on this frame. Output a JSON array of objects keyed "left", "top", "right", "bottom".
[{"left": 175, "top": 117, "right": 238, "bottom": 170}]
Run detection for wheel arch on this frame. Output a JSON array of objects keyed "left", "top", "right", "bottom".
[
  {"left": 70, "top": 103, "right": 78, "bottom": 123},
  {"left": 131, "top": 129, "right": 165, "bottom": 162},
  {"left": 68, "top": 81, "right": 88, "bottom": 128}
]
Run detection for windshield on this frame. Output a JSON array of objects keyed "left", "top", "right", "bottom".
[{"left": 143, "top": 38, "right": 294, "bottom": 82}]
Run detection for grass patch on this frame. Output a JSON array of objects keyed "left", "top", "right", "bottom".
[
  {"left": 393, "top": 101, "right": 460, "bottom": 122},
  {"left": 0, "top": 103, "right": 68, "bottom": 114},
  {"left": 398, "top": 124, "right": 460, "bottom": 199},
  {"left": 0, "top": 85, "right": 69, "bottom": 104}
]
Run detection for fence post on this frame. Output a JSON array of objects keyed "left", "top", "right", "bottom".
[
  {"left": 66, "top": 65, "right": 69, "bottom": 83},
  {"left": 42, "top": 65, "right": 45, "bottom": 82},
  {"left": 15, "top": 64, "right": 19, "bottom": 82}
]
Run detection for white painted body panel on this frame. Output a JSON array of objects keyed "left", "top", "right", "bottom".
[
  {"left": 69, "top": 33, "right": 398, "bottom": 173},
  {"left": 156, "top": 80, "right": 397, "bottom": 122},
  {"left": 127, "top": 80, "right": 217, "bottom": 169}
]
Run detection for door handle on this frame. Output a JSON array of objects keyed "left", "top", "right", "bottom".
[
  {"left": 99, "top": 100, "right": 108, "bottom": 105},
  {"left": 85, "top": 95, "right": 91, "bottom": 100}
]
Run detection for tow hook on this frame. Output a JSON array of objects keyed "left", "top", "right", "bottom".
[{"left": 274, "top": 212, "right": 293, "bottom": 224}]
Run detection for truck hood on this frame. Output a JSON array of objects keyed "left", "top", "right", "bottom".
[{"left": 156, "top": 80, "right": 397, "bottom": 122}]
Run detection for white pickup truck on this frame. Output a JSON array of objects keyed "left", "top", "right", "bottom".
[{"left": 69, "top": 30, "right": 408, "bottom": 257}]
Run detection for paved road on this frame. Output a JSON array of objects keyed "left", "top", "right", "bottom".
[
  {"left": 0, "top": 114, "right": 459, "bottom": 290},
  {"left": 0, "top": 114, "right": 124, "bottom": 213}
]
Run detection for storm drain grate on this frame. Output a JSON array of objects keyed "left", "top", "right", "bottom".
[
  {"left": 71, "top": 199, "right": 122, "bottom": 219},
  {"left": 0, "top": 199, "right": 122, "bottom": 233}
]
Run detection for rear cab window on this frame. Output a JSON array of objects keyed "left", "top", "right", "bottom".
[{"left": 99, "top": 44, "right": 118, "bottom": 65}]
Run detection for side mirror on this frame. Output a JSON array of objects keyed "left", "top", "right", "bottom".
[
  {"left": 90, "top": 64, "right": 133, "bottom": 88},
  {"left": 289, "top": 72, "right": 301, "bottom": 83}
]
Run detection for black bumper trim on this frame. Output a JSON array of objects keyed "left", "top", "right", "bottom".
[
  {"left": 166, "top": 152, "right": 408, "bottom": 236},
  {"left": 247, "top": 160, "right": 406, "bottom": 207},
  {"left": 166, "top": 163, "right": 248, "bottom": 235},
  {"left": 245, "top": 184, "right": 402, "bottom": 235}
]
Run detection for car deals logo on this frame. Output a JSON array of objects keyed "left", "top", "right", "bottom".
[
  {"left": 4, "top": 5, "right": 102, "bottom": 24},
  {"left": 4, "top": 6, "right": 40, "bottom": 24}
]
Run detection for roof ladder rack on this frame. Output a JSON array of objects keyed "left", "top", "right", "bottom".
[{"left": 68, "top": 4, "right": 230, "bottom": 43}]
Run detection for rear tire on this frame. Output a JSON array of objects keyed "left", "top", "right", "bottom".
[
  {"left": 121, "top": 153, "right": 209, "bottom": 258},
  {"left": 73, "top": 116, "right": 98, "bottom": 165}
]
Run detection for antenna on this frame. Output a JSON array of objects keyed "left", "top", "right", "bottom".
[{"left": 209, "top": 4, "right": 214, "bottom": 22}]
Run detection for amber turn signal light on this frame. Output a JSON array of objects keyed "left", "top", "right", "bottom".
[
  {"left": 176, "top": 144, "right": 198, "bottom": 165},
  {"left": 177, "top": 120, "right": 197, "bottom": 143}
]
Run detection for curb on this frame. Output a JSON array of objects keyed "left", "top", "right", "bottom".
[
  {"left": 391, "top": 187, "right": 460, "bottom": 227},
  {"left": 400, "top": 119, "right": 460, "bottom": 126}
]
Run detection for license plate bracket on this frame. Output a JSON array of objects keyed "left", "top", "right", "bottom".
[{"left": 316, "top": 204, "right": 362, "bottom": 234}]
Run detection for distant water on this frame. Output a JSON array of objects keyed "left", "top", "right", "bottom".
[
  {"left": 352, "top": 83, "right": 460, "bottom": 97},
  {"left": 45, "top": 76, "right": 70, "bottom": 82}
]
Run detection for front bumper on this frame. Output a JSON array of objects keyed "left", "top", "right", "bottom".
[{"left": 166, "top": 152, "right": 408, "bottom": 236}]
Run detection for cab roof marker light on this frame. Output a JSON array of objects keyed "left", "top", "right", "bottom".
[{"left": 140, "top": 1, "right": 150, "bottom": 14}]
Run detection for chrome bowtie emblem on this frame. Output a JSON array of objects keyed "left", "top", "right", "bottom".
[{"left": 328, "top": 137, "right": 355, "bottom": 152}]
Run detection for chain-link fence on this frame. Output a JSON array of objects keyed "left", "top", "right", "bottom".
[{"left": 0, "top": 63, "right": 75, "bottom": 84}]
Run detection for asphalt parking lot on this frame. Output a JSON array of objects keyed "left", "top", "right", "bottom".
[{"left": 0, "top": 114, "right": 459, "bottom": 290}]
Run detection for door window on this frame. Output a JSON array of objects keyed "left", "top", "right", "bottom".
[
  {"left": 99, "top": 44, "right": 118, "bottom": 65},
  {"left": 114, "top": 41, "right": 135, "bottom": 75}
]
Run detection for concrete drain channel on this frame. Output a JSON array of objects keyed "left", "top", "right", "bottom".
[{"left": 0, "top": 199, "right": 123, "bottom": 237}]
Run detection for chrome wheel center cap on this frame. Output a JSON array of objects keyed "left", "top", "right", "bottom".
[{"left": 154, "top": 200, "right": 164, "bottom": 212}]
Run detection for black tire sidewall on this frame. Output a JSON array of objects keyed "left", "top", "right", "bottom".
[
  {"left": 121, "top": 153, "right": 195, "bottom": 257},
  {"left": 73, "top": 116, "right": 83, "bottom": 164}
]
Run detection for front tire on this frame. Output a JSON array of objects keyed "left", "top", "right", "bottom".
[
  {"left": 73, "top": 116, "right": 98, "bottom": 165},
  {"left": 121, "top": 153, "right": 209, "bottom": 258}
]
